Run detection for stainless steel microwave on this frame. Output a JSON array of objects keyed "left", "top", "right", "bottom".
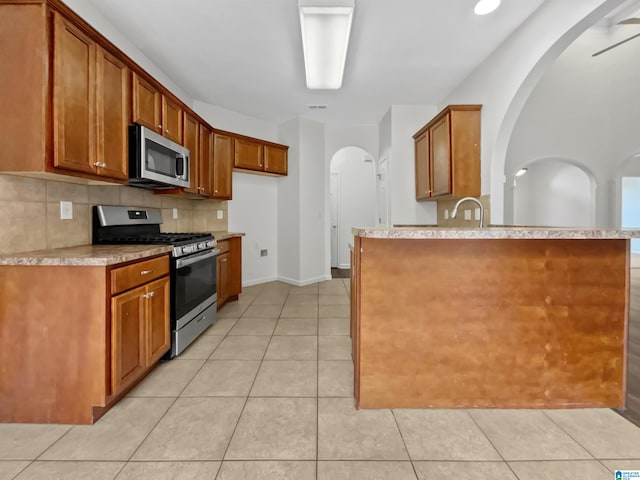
[{"left": 128, "top": 124, "right": 190, "bottom": 189}]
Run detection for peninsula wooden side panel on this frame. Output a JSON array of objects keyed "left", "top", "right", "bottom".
[
  {"left": 0, "top": 266, "right": 107, "bottom": 424},
  {"left": 354, "top": 238, "right": 629, "bottom": 409}
]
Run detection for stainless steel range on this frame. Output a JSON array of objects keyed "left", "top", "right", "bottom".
[{"left": 93, "top": 205, "right": 218, "bottom": 358}]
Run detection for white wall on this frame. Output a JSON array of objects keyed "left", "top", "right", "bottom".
[
  {"left": 330, "top": 147, "right": 376, "bottom": 268},
  {"left": 276, "top": 118, "right": 329, "bottom": 285},
  {"left": 299, "top": 118, "right": 327, "bottom": 283},
  {"left": 195, "top": 101, "right": 280, "bottom": 286},
  {"left": 441, "top": 0, "right": 625, "bottom": 223},
  {"left": 514, "top": 161, "right": 594, "bottom": 227},
  {"left": 386, "top": 106, "right": 438, "bottom": 225},
  {"left": 503, "top": 25, "right": 640, "bottom": 227},
  {"left": 63, "top": 0, "right": 193, "bottom": 106},
  {"left": 622, "top": 177, "right": 640, "bottom": 253},
  {"left": 277, "top": 118, "right": 301, "bottom": 283}
]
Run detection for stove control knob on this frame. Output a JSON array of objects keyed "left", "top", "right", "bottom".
[{"left": 182, "top": 246, "right": 190, "bottom": 255}]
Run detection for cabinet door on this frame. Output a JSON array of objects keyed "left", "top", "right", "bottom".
[
  {"left": 111, "top": 286, "right": 146, "bottom": 394},
  {"left": 198, "top": 123, "right": 213, "bottom": 197},
  {"left": 430, "top": 115, "right": 452, "bottom": 197},
  {"left": 234, "top": 137, "right": 264, "bottom": 171},
  {"left": 217, "top": 252, "right": 230, "bottom": 307},
  {"left": 95, "top": 47, "right": 128, "bottom": 180},
  {"left": 52, "top": 13, "right": 96, "bottom": 175},
  {"left": 162, "top": 96, "right": 183, "bottom": 144},
  {"left": 132, "top": 72, "right": 161, "bottom": 134},
  {"left": 228, "top": 236, "right": 242, "bottom": 298},
  {"left": 145, "top": 277, "right": 170, "bottom": 366},
  {"left": 182, "top": 112, "right": 199, "bottom": 194},
  {"left": 213, "top": 133, "right": 233, "bottom": 199},
  {"left": 264, "top": 145, "right": 288, "bottom": 175},
  {"left": 414, "top": 131, "right": 430, "bottom": 200}
]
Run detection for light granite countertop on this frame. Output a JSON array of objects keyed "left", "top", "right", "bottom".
[
  {"left": 353, "top": 226, "right": 640, "bottom": 240},
  {"left": 0, "top": 245, "right": 173, "bottom": 267},
  {"left": 211, "top": 231, "right": 245, "bottom": 241}
]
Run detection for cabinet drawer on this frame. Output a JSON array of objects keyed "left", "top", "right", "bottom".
[
  {"left": 217, "top": 240, "right": 230, "bottom": 254},
  {"left": 111, "top": 255, "right": 169, "bottom": 295}
]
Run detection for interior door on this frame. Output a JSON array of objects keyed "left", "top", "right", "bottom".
[{"left": 330, "top": 173, "right": 339, "bottom": 268}]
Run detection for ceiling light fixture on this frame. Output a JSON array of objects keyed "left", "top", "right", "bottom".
[
  {"left": 298, "top": 0, "right": 355, "bottom": 89},
  {"left": 474, "top": 0, "right": 501, "bottom": 15},
  {"left": 515, "top": 168, "right": 528, "bottom": 177}
]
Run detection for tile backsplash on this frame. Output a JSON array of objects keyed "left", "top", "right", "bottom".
[
  {"left": 0, "top": 174, "right": 228, "bottom": 255},
  {"left": 436, "top": 195, "right": 491, "bottom": 227}
]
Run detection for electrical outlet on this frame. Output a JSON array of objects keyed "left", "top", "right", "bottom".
[
  {"left": 172, "top": 208, "right": 178, "bottom": 219},
  {"left": 60, "top": 201, "right": 73, "bottom": 220},
  {"left": 474, "top": 208, "right": 481, "bottom": 220},
  {"left": 260, "top": 249, "right": 268, "bottom": 257},
  {"left": 444, "top": 209, "right": 449, "bottom": 220},
  {"left": 217, "top": 210, "right": 224, "bottom": 220},
  {"left": 464, "top": 209, "right": 471, "bottom": 220}
]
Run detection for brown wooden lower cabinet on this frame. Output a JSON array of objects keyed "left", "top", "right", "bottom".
[
  {"left": 351, "top": 237, "right": 628, "bottom": 410},
  {"left": 0, "top": 254, "right": 170, "bottom": 424},
  {"left": 217, "top": 237, "right": 242, "bottom": 309}
]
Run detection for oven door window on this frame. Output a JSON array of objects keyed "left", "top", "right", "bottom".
[
  {"left": 145, "top": 140, "right": 180, "bottom": 177},
  {"left": 175, "top": 252, "right": 217, "bottom": 321}
]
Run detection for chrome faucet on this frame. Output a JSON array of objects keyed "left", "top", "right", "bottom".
[{"left": 451, "top": 197, "right": 484, "bottom": 228}]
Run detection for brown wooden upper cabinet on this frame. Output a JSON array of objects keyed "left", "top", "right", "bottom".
[
  {"left": 413, "top": 105, "right": 481, "bottom": 201},
  {"left": 132, "top": 72, "right": 183, "bottom": 144},
  {"left": 233, "top": 136, "right": 288, "bottom": 176},
  {"left": 265, "top": 144, "right": 288, "bottom": 175},
  {"left": 213, "top": 132, "right": 233, "bottom": 199},
  {"left": 198, "top": 124, "right": 213, "bottom": 198},
  {"left": 52, "top": 12, "right": 128, "bottom": 181},
  {"left": 182, "top": 112, "right": 200, "bottom": 195}
]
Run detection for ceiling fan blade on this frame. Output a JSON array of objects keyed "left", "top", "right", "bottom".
[
  {"left": 618, "top": 17, "right": 640, "bottom": 24},
  {"left": 592, "top": 31, "right": 640, "bottom": 56}
]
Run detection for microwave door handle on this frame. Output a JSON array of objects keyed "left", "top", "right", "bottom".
[{"left": 176, "top": 156, "right": 185, "bottom": 177}]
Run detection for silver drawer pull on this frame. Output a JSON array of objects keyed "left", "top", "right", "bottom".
[
  {"left": 140, "top": 269, "right": 153, "bottom": 275},
  {"left": 144, "top": 291, "right": 155, "bottom": 299},
  {"left": 221, "top": 258, "right": 227, "bottom": 262}
]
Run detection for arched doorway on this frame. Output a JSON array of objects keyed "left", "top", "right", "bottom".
[
  {"left": 512, "top": 158, "right": 596, "bottom": 227},
  {"left": 329, "top": 146, "right": 376, "bottom": 273}
]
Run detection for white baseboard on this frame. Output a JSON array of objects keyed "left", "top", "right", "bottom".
[
  {"left": 337, "top": 263, "right": 350, "bottom": 270},
  {"left": 277, "top": 274, "right": 332, "bottom": 287},
  {"left": 242, "top": 275, "right": 278, "bottom": 288}
]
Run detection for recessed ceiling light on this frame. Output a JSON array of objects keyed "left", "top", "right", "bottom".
[
  {"left": 474, "top": 0, "right": 501, "bottom": 15},
  {"left": 515, "top": 167, "right": 528, "bottom": 177},
  {"left": 299, "top": 0, "right": 354, "bottom": 89}
]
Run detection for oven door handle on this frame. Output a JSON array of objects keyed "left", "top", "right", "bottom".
[{"left": 176, "top": 248, "right": 219, "bottom": 268}]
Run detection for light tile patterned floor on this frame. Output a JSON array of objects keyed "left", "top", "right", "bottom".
[{"left": 2, "top": 279, "right": 640, "bottom": 479}]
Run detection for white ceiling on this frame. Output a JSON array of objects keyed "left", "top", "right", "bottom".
[{"left": 84, "top": 0, "right": 548, "bottom": 125}]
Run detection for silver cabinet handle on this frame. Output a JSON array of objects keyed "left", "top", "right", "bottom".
[
  {"left": 144, "top": 291, "right": 155, "bottom": 299},
  {"left": 221, "top": 258, "right": 227, "bottom": 263},
  {"left": 157, "top": 124, "right": 162, "bottom": 129},
  {"left": 165, "top": 129, "right": 169, "bottom": 133},
  {"left": 93, "top": 162, "right": 100, "bottom": 167},
  {"left": 140, "top": 269, "right": 153, "bottom": 275}
]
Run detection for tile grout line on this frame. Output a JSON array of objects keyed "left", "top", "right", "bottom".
[
  {"left": 465, "top": 410, "right": 521, "bottom": 479},
  {"left": 317, "top": 283, "right": 320, "bottom": 478},
  {"left": 213, "top": 286, "right": 285, "bottom": 477},
  {"left": 540, "top": 410, "right": 604, "bottom": 469},
  {"left": 118, "top": 288, "right": 255, "bottom": 478},
  {"left": 389, "top": 410, "right": 419, "bottom": 479}
]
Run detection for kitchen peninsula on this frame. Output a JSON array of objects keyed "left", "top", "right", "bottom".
[{"left": 350, "top": 226, "right": 640, "bottom": 410}]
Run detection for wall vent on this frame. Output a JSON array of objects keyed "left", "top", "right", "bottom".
[{"left": 307, "top": 104, "right": 327, "bottom": 110}]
